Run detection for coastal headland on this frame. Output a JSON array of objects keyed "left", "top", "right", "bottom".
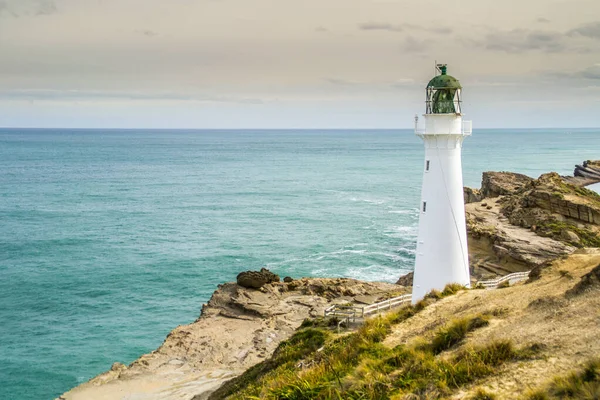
[{"left": 58, "top": 161, "right": 600, "bottom": 400}]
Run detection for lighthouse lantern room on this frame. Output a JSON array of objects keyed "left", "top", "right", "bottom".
[{"left": 412, "top": 64, "right": 472, "bottom": 303}]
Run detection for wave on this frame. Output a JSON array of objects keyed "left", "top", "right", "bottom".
[
  {"left": 387, "top": 209, "right": 419, "bottom": 215},
  {"left": 349, "top": 197, "right": 388, "bottom": 205}
]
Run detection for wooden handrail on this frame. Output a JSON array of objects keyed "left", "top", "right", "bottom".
[{"left": 323, "top": 271, "right": 531, "bottom": 320}]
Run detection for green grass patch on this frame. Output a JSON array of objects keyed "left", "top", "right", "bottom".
[
  {"left": 208, "top": 328, "right": 329, "bottom": 399},
  {"left": 470, "top": 388, "right": 497, "bottom": 399},
  {"left": 538, "top": 220, "right": 600, "bottom": 248},
  {"left": 216, "top": 283, "right": 476, "bottom": 399},
  {"left": 526, "top": 359, "right": 600, "bottom": 399},
  {"left": 426, "top": 315, "right": 490, "bottom": 354}
]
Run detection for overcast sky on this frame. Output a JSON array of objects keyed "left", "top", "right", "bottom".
[{"left": 1, "top": 0, "right": 599, "bottom": 128}]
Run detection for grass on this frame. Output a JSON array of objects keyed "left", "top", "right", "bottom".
[
  {"left": 217, "top": 286, "right": 540, "bottom": 400},
  {"left": 558, "top": 269, "right": 574, "bottom": 280},
  {"left": 426, "top": 315, "right": 490, "bottom": 354},
  {"left": 208, "top": 328, "right": 329, "bottom": 399},
  {"left": 537, "top": 220, "right": 600, "bottom": 248},
  {"left": 470, "top": 388, "right": 497, "bottom": 399},
  {"left": 542, "top": 172, "right": 600, "bottom": 204},
  {"left": 525, "top": 359, "right": 600, "bottom": 399},
  {"left": 300, "top": 317, "right": 340, "bottom": 329}
]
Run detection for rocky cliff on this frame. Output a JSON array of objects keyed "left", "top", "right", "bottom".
[
  {"left": 58, "top": 277, "right": 406, "bottom": 400},
  {"left": 565, "top": 159, "right": 600, "bottom": 186},
  {"left": 215, "top": 250, "right": 600, "bottom": 399},
  {"left": 464, "top": 162, "right": 600, "bottom": 279},
  {"left": 59, "top": 162, "right": 600, "bottom": 400}
]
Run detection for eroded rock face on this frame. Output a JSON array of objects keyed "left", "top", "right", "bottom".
[
  {"left": 480, "top": 171, "right": 533, "bottom": 198},
  {"left": 59, "top": 277, "right": 405, "bottom": 400},
  {"left": 395, "top": 272, "right": 414, "bottom": 287},
  {"left": 465, "top": 168, "right": 600, "bottom": 278},
  {"left": 574, "top": 160, "right": 600, "bottom": 180},
  {"left": 464, "top": 187, "right": 483, "bottom": 204},
  {"left": 236, "top": 268, "right": 280, "bottom": 289},
  {"left": 466, "top": 202, "right": 575, "bottom": 278}
]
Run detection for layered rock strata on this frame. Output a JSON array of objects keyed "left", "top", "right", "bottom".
[
  {"left": 465, "top": 165, "right": 600, "bottom": 278},
  {"left": 58, "top": 278, "right": 405, "bottom": 400}
]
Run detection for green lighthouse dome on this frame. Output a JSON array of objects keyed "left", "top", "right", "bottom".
[
  {"left": 426, "top": 65, "right": 462, "bottom": 114},
  {"left": 426, "top": 65, "right": 462, "bottom": 90}
]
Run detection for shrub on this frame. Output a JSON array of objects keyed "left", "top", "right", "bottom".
[
  {"left": 427, "top": 315, "right": 490, "bottom": 354},
  {"left": 522, "top": 361, "right": 600, "bottom": 399},
  {"left": 425, "top": 289, "right": 443, "bottom": 300},
  {"left": 442, "top": 283, "right": 465, "bottom": 296}
]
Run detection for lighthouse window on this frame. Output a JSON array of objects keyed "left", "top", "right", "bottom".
[
  {"left": 422, "top": 201, "right": 427, "bottom": 213},
  {"left": 425, "top": 160, "right": 430, "bottom": 171}
]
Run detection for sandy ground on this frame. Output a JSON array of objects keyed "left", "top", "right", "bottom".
[
  {"left": 384, "top": 249, "right": 600, "bottom": 399},
  {"left": 59, "top": 369, "right": 237, "bottom": 400}
]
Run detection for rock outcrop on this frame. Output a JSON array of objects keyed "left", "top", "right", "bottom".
[
  {"left": 466, "top": 199, "right": 575, "bottom": 279},
  {"left": 236, "top": 268, "right": 280, "bottom": 289},
  {"left": 480, "top": 171, "right": 533, "bottom": 198},
  {"left": 500, "top": 173, "right": 600, "bottom": 247},
  {"left": 58, "top": 277, "right": 405, "bottom": 400},
  {"left": 464, "top": 166, "right": 600, "bottom": 279},
  {"left": 464, "top": 171, "right": 532, "bottom": 204},
  {"left": 574, "top": 160, "right": 600, "bottom": 180},
  {"left": 563, "top": 160, "right": 600, "bottom": 187},
  {"left": 395, "top": 272, "right": 414, "bottom": 287},
  {"left": 464, "top": 187, "right": 483, "bottom": 204}
]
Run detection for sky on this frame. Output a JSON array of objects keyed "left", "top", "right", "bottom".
[{"left": 1, "top": 0, "right": 599, "bottom": 129}]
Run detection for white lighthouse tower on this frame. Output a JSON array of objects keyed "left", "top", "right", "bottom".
[{"left": 412, "top": 64, "right": 472, "bottom": 303}]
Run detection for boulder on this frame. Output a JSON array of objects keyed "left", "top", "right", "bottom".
[
  {"left": 464, "top": 187, "right": 483, "bottom": 204},
  {"left": 283, "top": 276, "right": 294, "bottom": 283},
  {"left": 237, "top": 268, "right": 280, "bottom": 289},
  {"left": 560, "top": 230, "right": 581, "bottom": 244},
  {"left": 480, "top": 171, "right": 533, "bottom": 198},
  {"left": 395, "top": 272, "right": 414, "bottom": 287}
]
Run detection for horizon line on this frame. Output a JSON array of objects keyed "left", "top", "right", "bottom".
[{"left": 1, "top": 126, "right": 599, "bottom": 131}]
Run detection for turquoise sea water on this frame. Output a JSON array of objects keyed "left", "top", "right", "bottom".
[{"left": 0, "top": 128, "right": 599, "bottom": 400}]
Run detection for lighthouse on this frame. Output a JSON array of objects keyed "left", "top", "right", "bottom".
[{"left": 412, "top": 64, "right": 472, "bottom": 303}]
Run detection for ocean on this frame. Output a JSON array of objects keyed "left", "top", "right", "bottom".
[{"left": 0, "top": 128, "right": 599, "bottom": 400}]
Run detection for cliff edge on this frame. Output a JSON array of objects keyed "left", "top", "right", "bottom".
[
  {"left": 58, "top": 161, "right": 600, "bottom": 400},
  {"left": 463, "top": 162, "right": 600, "bottom": 279},
  {"left": 58, "top": 278, "right": 406, "bottom": 400}
]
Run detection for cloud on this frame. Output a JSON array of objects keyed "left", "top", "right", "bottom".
[
  {"left": 471, "top": 28, "right": 591, "bottom": 53},
  {"left": 135, "top": 29, "right": 159, "bottom": 37},
  {"left": 402, "top": 23, "right": 453, "bottom": 35},
  {"left": 324, "top": 77, "right": 417, "bottom": 89},
  {"left": 578, "top": 65, "right": 600, "bottom": 80},
  {"left": 536, "top": 17, "right": 550, "bottom": 23},
  {"left": 358, "top": 22, "right": 452, "bottom": 34},
  {"left": 567, "top": 21, "right": 600, "bottom": 39},
  {"left": 400, "top": 36, "right": 430, "bottom": 53},
  {"left": 0, "top": 0, "right": 57, "bottom": 17},
  {"left": 35, "top": 0, "right": 56, "bottom": 15},
  {"left": 315, "top": 26, "right": 329, "bottom": 33},
  {"left": 0, "top": 89, "right": 264, "bottom": 104},
  {"left": 359, "top": 22, "right": 403, "bottom": 32},
  {"left": 325, "top": 78, "right": 362, "bottom": 86}
]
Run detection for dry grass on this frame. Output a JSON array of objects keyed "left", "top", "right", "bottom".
[
  {"left": 210, "top": 254, "right": 600, "bottom": 399},
  {"left": 525, "top": 359, "right": 600, "bottom": 399}
]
